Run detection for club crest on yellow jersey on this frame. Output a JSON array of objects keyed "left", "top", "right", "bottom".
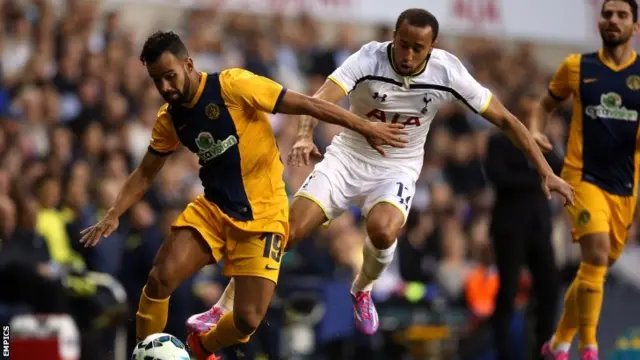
[
  {"left": 205, "top": 103, "right": 220, "bottom": 120},
  {"left": 626, "top": 75, "right": 640, "bottom": 91}
]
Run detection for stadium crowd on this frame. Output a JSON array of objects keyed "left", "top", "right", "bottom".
[{"left": 1, "top": 1, "right": 640, "bottom": 359}]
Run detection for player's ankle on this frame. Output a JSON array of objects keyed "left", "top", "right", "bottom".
[{"left": 553, "top": 342, "right": 571, "bottom": 353}]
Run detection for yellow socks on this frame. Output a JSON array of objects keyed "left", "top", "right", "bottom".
[
  {"left": 552, "top": 277, "right": 579, "bottom": 348},
  {"left": 202, "top": 312, "right": 253, "bottom": 353},
  {"left": 135, "top": 286, "right": 170, "bottom": 340},
  {"left": 576, "top": 262, "right": 607, "bottom": 350}
]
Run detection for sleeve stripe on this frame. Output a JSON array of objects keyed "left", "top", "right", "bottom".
[
  {"left": 479, "top": 93, "right": 493, "bottom": 114},
  {"left": 272, "top": 87, "right": 287, "bottom": 114},
  {"left": 327, "top": 75, "right": 349, "bottom": 95},
  {"left": 148, "top": 145, "right": 174, "bottom": 157},
  {"left": 547, "top": 89, "right": 566, "bottom": 101}
]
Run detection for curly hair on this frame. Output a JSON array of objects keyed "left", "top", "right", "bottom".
[{"left": 139, "top": 30, "right": 189, "bottom": 64}]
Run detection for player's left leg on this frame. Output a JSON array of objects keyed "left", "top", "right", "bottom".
[
  {"left": 196, "top": 276, "right": 275, "bottom": 355},
  {"left": 543, "top": 178, "right": 609, "bottom": 359},
  {"left": 186, "top": 195, "right": 330, "bottom": 334},
  {"left": 188, "top": 227, "right": 286, "bottom": 359},
  {"left": 352, "top": 188, "right": 409, "bottom": 335}
]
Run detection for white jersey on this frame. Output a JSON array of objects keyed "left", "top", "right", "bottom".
[
  {"left": 327, "top": 41, "right": 493, "bottom": 178},
  {"left": 295, "top": 41, "right": 493, "bottom": 222}
]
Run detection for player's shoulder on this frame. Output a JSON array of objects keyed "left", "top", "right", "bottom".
[
  {"left": 219, "top": 68, "right": 256, "bottom": 82},
  {"left": 217, "top": 68, "right": 261, "bottom": 101},
  {"left": 430, "top": 48, "right": 465, "bottom": 68},
  {"left": 157, "top": 103, "right": 170, "bottom": 118},
  {"left": 422, "top": 48, "right": 467, "bottom": 83},
  {"left": 155, "top": 103, "right": 174, "bottom": 124},
  {"left": 359, "top": 40, "right": 388, "bottom": 52},
  {"left": 560, "top": 53, "right": 583, "bottom": 69},
  {"left": 353, "top": 41, "right": 388, "bottom": 60}
]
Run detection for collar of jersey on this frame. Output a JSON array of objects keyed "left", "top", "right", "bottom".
[
  {"left": 597, "top": 48, "right": 638, "bottom": 72},
  {"left": 387, "top": 43, "right": 429, "bottom": 78},
  {"left": 184, "top": 72, "right": 208, "bottom": 108}
]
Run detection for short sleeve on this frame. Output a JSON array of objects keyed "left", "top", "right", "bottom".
[
  {"left": 447, "top": 55, "right": 493, "bottom": 114},
  {"left": 219, "top": 68, "right": 287, "bottom": 114},
  {"left": 327, "top": 43, "right": 375, "bottom": 95},
  {"left": 148, "top": 104, "right": 180, "bottom": 155},
  {"left": 548, "top": 54, "right": 580, "bottom": 101}
]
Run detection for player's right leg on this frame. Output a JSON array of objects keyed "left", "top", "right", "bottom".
[
  {"left": 136, "top": 227, "right": 215, "bottom": 341},
  {"left": 543, "top": 179, "right": 610, "bottom": 360},
  {"left": 187, "top": 170, "right": 339, "bottom": 335}
]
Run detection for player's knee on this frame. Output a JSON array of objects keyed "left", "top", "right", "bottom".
[
  {"left": 366, "top": 220, "right": 400, "bottom": 249},
  {"left": 146, "top": 265, "right": 177, "bottom": 299},
  {"left": 579, "top": 233, "right": 610, "bottom": 266},
  {"left": 232, "top": 305, "right": 265, "bottom": 335}
]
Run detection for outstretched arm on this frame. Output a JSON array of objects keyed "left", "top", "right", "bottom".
[
  {"left": 220, "top": 68, "right": 407, "bottom": 155},
  {"left": 80, "top": 107, "right": 178, "bottom": 247},
  {"left": 481, "top": 96, "right": 573, "bottom": 204},
  {"left": 482, "top": 97, "right": 554, "bottom": 177},
  {"left": 276, "top": 88, "right": 408, "bottom": 154},
  {"left": 107, "top": 107, "right": 178, "bottom": 219},
  {"left": 444, "top": 53, "right": 572, "bottom": 203},
  {"left": 294, "top": 79, "right": 347, "bottom": 140},
  {"left": 80, "top": 150, "right": 169, "bottom": 247},
  {"left": 105, "top": 150, "right": 168, "bottom": 219}
]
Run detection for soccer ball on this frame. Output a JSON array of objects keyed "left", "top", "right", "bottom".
[{"left": 131, "top": 333, "right": 190, "bottom": 360}]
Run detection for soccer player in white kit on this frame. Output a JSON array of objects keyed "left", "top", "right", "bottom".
[{"left": 187, "top": 8, "right": 574, "bottom": 337}]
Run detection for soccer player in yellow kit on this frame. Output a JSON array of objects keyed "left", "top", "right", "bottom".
[
  {"left": 79, "top": 31, "right": 408, "bottom": 360},
  {"left": 530, "top": 1, "right": 640, "bottom": 359}
]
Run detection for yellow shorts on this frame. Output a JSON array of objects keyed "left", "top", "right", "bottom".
[
  {"left": 563, "top": 170, "right": 636, "bottom": 260},
  {"left": 172, "top": 195, "right": 289, "bottom": 284}
]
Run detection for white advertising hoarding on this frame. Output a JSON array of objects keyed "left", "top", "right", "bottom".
[{"left": 106, "top": 0, "right": 640, "bottom": 47}]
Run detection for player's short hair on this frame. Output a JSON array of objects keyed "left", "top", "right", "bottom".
[
  {"left": 395, "top": 8, "right": 440, "bottom": 41},
  {"left": 139, "top": 30, "right": 189, "bottom": 65},
  {"left": 603, "top": 0, "right": 638, "bottom": 22}
]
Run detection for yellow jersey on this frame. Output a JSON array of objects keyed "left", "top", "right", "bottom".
[
  {"left": 148, "top": 69, "right": 288, "bottom": 231},
  {"left": 549, "top": 50, "right": 640, "bottom": 197}
]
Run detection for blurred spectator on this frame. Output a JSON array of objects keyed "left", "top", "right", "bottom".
[{"left": 0, "top": 1, "right": 609, "bottom": 358}]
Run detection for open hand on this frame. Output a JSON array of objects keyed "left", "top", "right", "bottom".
[
  {"left": 541, "top": 174, "right": 575, "bottom": 206},
  {"left": 287, "top": 136, "right": 322, "bottom": 167},
  {"left": 79, "top": 212, "right": 119, "bottom": 247},
  {"left": 364, "top": 122, "right": 409, "bottom": 156}
]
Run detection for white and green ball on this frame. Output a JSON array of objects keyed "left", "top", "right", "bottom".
[{"left": 131, "top": 333, "right": 190, "bottom": 360}]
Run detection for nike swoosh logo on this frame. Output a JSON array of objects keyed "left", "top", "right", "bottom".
[
  {"left": 584, "top": 78, "right": 598, "bottom": 83},
  {"left": 265, "top": 265, "right": 278, "bottom": 271},
  {"left": 178, "top": 124, "right": 186, "bottom": 130}
]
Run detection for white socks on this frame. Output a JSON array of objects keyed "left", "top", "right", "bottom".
[
  {"left": 551, "top": 336, "right": 571, "bottom": 353},
  {"left": 215, "top": 278, "right": 235, "bottom": 312},
  {"left": 351, "top": 236, "right": 397, "bottom": 294},
  {"left": 216, "top": 237, "right": 397, "bottom": 309}
]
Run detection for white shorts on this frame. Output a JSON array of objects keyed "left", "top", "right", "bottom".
[{"left": 294, "top": 149, "right": 416, "bottom": 223}]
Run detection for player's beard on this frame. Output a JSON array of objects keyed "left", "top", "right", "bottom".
[
  {"left": 181, "top": 69, "right": 191, "bottom": 103},
  {"left": 163, "top": 70, "right": 192, "bottom": 105},
  {"left": 600, "top": 27, "right": 633, "bottom": 48}
]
